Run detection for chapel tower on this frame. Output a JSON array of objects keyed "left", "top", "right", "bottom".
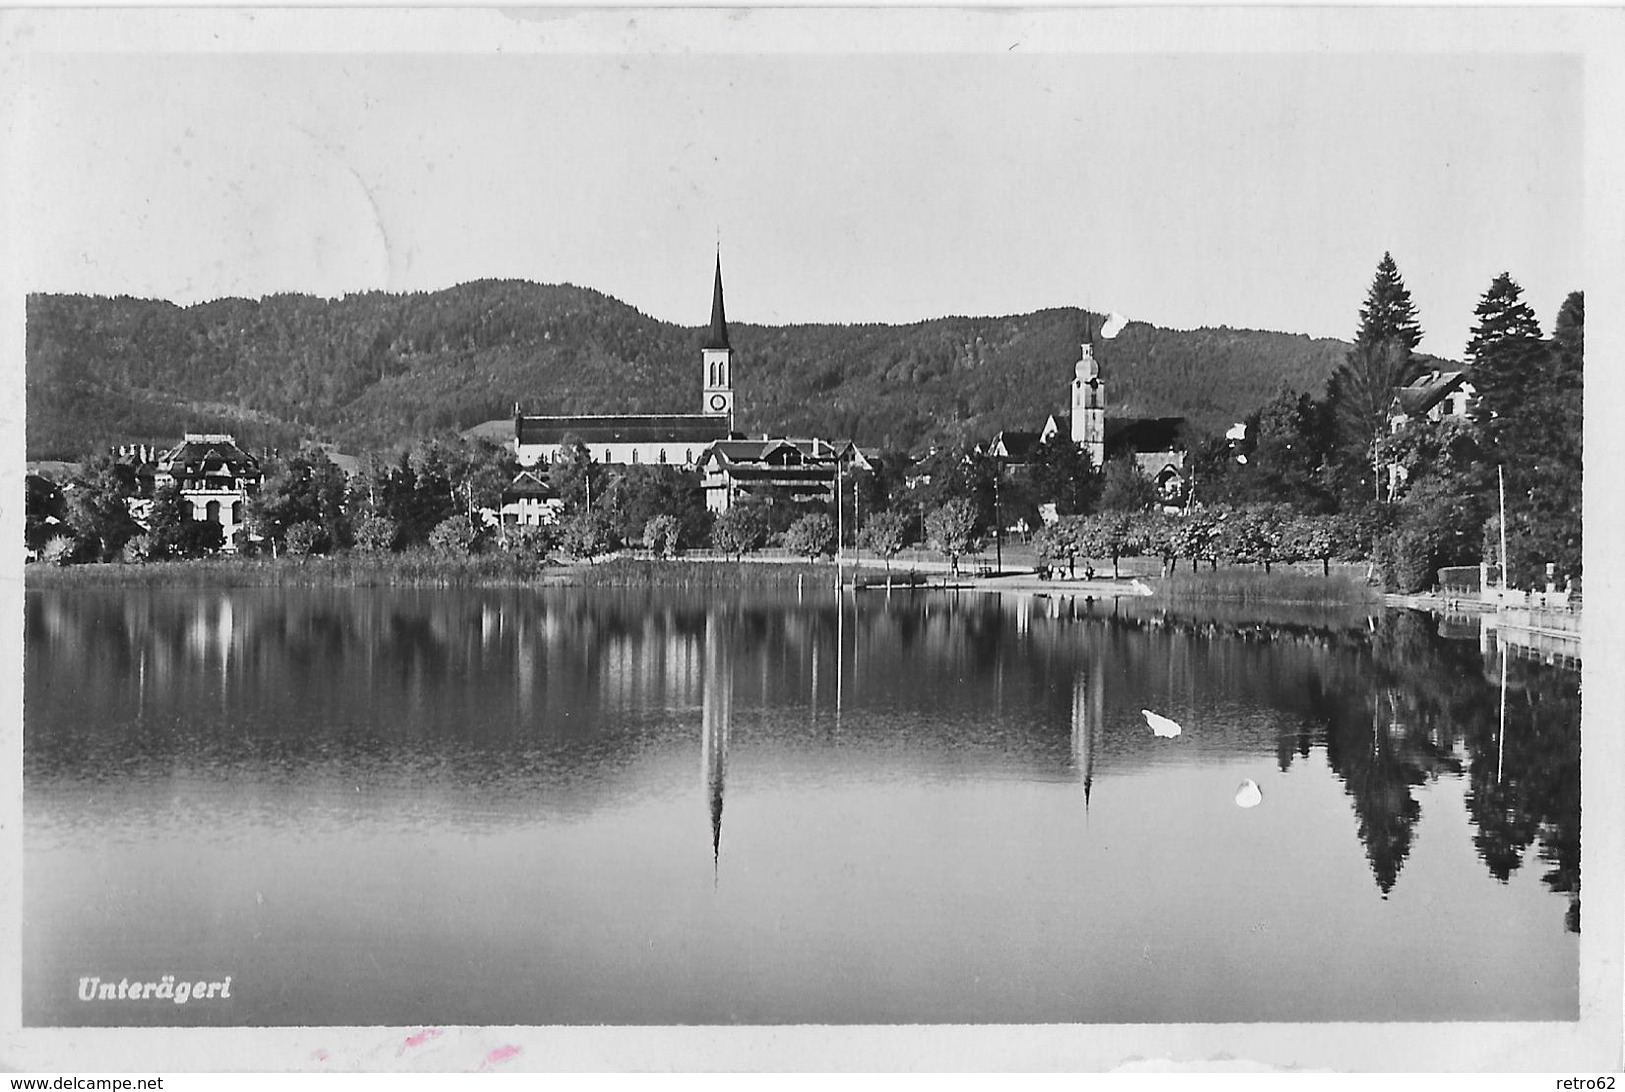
[
  {"left": 1070, "top": 337, "right": 1106, "bottom": 470},
  {"left": 702, "top": 255, "right": 735, "bottom": 428}
]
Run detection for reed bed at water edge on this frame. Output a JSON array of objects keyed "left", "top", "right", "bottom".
[
  {"left": 25, "top": 553, "right": 839, "bottom": 590},
  {"left": 1153, "top": 567, "right": 1380, "bottom": 606},
  {"left": 24, "top": 553, "right": 557, "bottom": 588},
  {"left": 568, "top": 557, "right": 834, "bottom": 588}
]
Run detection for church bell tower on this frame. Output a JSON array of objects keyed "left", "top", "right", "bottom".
[
  {"left": 1071, "top": 338, "right": 1105, "bottom": 470},
  {"left": 702, "top": 255, "right": 735, "bottom": 427}
]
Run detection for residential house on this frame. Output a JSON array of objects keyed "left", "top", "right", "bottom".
[
  {"left": 1384, "top": 369, "right": 1477, "bottom": 500},
  {"left": 153, "top": 434, "right": 263, "bottom": 551},
  {"left": 500, "top": 470, "right": 564, "bottom": 527},
  {"left": 1388, "top": 369, "right": 1475, "bottom": 432},
  {"left": 700, "top": 437, "right": 857, "bottom": 514}
]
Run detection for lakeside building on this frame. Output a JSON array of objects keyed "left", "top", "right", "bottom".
[
  {"left": 1383, "top": 368, "right": 1478, "bottom": 501},
  {"left": 500, "top": 469, "right": 564, "bottom": 527},
  {"left": 512, "top": 256, "right": 737, "bottom": 468},
  {"left": 152, "top": 434, "right": 264, "bottom": 551},
  {"left": 1388, "top": 369, "right": 1475, "bottom": 431},
  {"left": 700, "top": 437, "right": 845, "bottom": 513}
]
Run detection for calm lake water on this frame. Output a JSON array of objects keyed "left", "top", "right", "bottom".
[{"left": 24, "top": 585, "right": 1579, "bottom": 1026}]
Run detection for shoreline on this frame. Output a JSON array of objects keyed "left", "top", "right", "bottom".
[{"left": 23, "top": 553, "right": 1388, "bottom": 608}]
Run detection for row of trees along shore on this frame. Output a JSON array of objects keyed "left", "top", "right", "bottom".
[
  {"left": 30, "top": 257, "right": 1580, "bottom": 594},
  {"left": 1182, "top": 257, "right": 1580, "bottom": 592}
]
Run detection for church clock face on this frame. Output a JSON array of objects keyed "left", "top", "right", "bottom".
[{"left": 708, "top": 392, "right": 730, "bottom": 413}]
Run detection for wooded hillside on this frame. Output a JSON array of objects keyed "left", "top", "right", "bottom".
[{"left": 27, "top": 281, "right": 1368, "bottom": 459}]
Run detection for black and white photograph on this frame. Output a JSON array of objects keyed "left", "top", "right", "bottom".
[{"left": 2, "top": 5, "right": 1620, "bottom": 1075}]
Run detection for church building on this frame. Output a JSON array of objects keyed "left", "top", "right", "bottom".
[
  {"left": 1038, "top": 334, "right": 1189, "bottom": 506},
  {"left": 512, "top": 256, "right": 738, "bottom": 468}
]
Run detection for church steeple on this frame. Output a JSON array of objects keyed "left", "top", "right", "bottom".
[
  {"left": 1070, "top": 312, "right": 1106, "bottom": 470},
  {"left": 702, "top": 254, "right": 735, "bottom": 422},
  {"left": 705, "top": 253, "right": 730, "bottom": 351}
]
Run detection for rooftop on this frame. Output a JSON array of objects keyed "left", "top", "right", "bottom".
[{"left": 516, "top": 414, "right": 733, "bottom": 447}]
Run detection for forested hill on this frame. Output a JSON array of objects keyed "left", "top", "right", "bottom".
[{"left": 26, "top": 281, "right": 1360, "bottom": 460}]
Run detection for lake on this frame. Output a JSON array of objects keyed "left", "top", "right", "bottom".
[{"left": 23, "top": 585, "right": 1580, "bottom": 1026}]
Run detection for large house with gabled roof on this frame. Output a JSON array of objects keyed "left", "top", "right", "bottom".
[
  {"left": 153, "top": 433, "right": 263, "bottom": 551},
  {"left": 1388, "top": 368, "right": 1474, "bottom": 431},
  {"left": 699, "top": 437, "right": 850, "bottom": 513},
  {"left": 1382, "top": 367, "right": 1477, "bottom": 501},
  {"left": 499, "top": 469, "right": 563, "bottom": 527}
]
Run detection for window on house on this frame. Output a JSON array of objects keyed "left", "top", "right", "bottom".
[
  {"left": 206, "top": 500, "right": 221, "bottom": 524},
  {"left": 231, "top": 501, "right": 242, "bottom": 524}
]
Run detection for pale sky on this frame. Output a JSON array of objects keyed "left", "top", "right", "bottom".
[{"left": 3, "top": 10, "right": 1592, "bottom": 361}]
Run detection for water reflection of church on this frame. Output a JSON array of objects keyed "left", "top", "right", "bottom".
[
  {"left": 1072, "top": 641, "right": 1104, "bottom": 808},
  {"left": 703, "top": 611, "right": 731, "bottom": 872}
]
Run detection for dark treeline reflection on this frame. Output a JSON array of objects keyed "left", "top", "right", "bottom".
[{"left": 27, "top": 587, "right": 1578, "bottom": 926}]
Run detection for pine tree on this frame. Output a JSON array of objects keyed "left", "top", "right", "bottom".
[
  {"left": 1328, "top": 340, "right": 1416, "bottom": 504},
  {"left": 1550, "top": 290, "right": 1583, "bottom": 387},
  {"left": 1513, "top": 289, "right": 1582, "bottom": 581},
  {"left": 1466, "top": 272, "right": 1543, "bottom": 365},
  {"left": 1355, "top": 252, "right": 1424, "bottom": 352},
  {"left": 1468, "top": 278, "right": 1582, "bottom": 584},
  {"left": 1466, "top": 272, "right": 1546, "bottom": 432},
  {"left": 1329, "top": 254, "right": 1427, "bottom": 504}
]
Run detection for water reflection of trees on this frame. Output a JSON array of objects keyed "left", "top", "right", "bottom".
[
  {"left": 1464, "top": 656, "right": 1581, "bottom": 932},
  {"left": 27, "top": 589, "right": 1578, "bottom": 926},
  {"left": 1112, "top": 602, "right": 1579, "bottom": 926}
]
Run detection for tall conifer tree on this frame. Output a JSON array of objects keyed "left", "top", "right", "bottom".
[
  {"left": 1328, "top": 252, "right": 1425, "bottom": 503},
  {"left": 1355, "top": 251, "right": 1424, "bottom": 352},
  {"left": 1466, "top": 272, "right": 1543, "bottom": 365},
  {"left": 1466, "top": 272, "right": 1545, "bottom": 430},
  {"left": 1550, "top": 290, "right": 1583, "bottom": 388},
  {"left": 1467, "top": 276, "right": 1582, "bottom": 583}
]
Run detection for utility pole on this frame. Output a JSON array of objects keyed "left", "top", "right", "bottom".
[
  {"left": 1498, "top": 464, "right": 1509, "bottom": 598},
  {"left": 853, "top": 465, "right": 862, "bottom": 570},
  {"left": 836, "top": 460, "right": 844, "bottom": 590},
  {"left": 993, "top": 471, "right": 1002, "bottom": 574}
]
